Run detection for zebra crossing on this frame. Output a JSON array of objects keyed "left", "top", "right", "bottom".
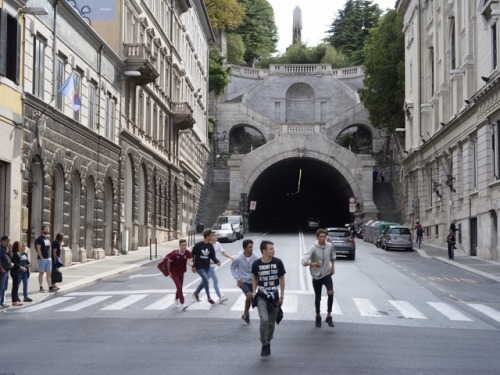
[{"left": 16, "top": 289, "right": 500, "bottom": 327}]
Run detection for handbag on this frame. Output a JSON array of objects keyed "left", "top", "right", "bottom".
[
  {"left": 157, "top": 255, "right": 170, "bottom": 277},
  {"left": 52, "top": 269, "right": 63, "bottom": 283}
]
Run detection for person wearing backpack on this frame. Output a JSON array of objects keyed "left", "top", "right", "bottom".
[{"left": 161, "top": 239, "right": 192, "bottom": 310}]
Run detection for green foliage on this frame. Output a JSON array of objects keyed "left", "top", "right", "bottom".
[
  {"left": 358, "top": 10, "right": 405, "bottom": 133},
  {"left": 208, "top": 48, "right": 230, "bottom": 96},
  {"left": 324, "top": 0, "right": 382, "bottom": 65},
  {"left": 256, "top": 43, "right": 348, "bottom": 68},
  {"left": 205, "top": 0, "right": 245, "bottom": 29},
  {"left": 226, "top": 33, "right": 246, "bottom": 65},
  {"left": 234, "top": 0, "right": 278, "bottom": 66}
]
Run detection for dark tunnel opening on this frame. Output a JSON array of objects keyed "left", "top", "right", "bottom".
[{"left": 248, "top": 157, "right": 354, "bottom": 233}]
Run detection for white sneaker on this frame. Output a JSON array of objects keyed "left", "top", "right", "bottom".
[
  {"left": 181, "top": 304, "right": 188, "bottom": 311},
  {"left": 175, "top": 299, "right": 181, "bottom": 308},
  {"left": 218, "top": 295, "right": 228, "bottom": 304}
]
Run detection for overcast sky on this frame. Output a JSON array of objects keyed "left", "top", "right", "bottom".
[{"left": 268, "top": 0, "right": 398, "bottom": 53}]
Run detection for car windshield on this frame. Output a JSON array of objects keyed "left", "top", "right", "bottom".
[
  {"left": 389, "top": 228, "right": 411, "bottom": 235},
  {"left": 328, "top": 231, "right": 349, "bottom": 238},
  {"left": 220, "top": 223, "right": 232, "bottom": 230},
  {"left": 228, "top": 217, "right": 239, "bottom": 224}
]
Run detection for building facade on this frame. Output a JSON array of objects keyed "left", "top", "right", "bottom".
[{"left": 397, "top": 0, "right": 500, "bottom": 260}]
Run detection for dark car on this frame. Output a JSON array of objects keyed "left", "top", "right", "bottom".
[
  {"left": 326, "top": 227, "right": 356, "bottom": 260},
  {"left": 308, "top": 218, "right": 321, "bottom": 230}
]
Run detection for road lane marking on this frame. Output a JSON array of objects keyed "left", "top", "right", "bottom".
[
  {"left": 389, "top": 300, "right": 427, "bottom": 319},
  {"left": 57, "top": 296, "right": 112, "bottom": 311},
  {"left": 298, "top": 231, "right": 309, "bottom": 293},
  {"left": 427, "top": 302, "right": 472, "bottom": 321},
  {"left": 144, "top": 295, "right": 176, "bottom": 310},
  {"left": 20, "top": 297, "right": 75, "bottom": 312},
  {"left": 129, "top": 273, "right": 162, "bottom": 278},
  {"left": 100, "top": 294, "right": 148, "bottom": 310},
  {"left": 468, "top": 304, "right": 500, "bottom": 322},
  {"left": 353, "top": 298, "right": 381, "bottom": 317}
]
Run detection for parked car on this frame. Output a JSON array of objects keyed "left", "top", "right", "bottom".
[
  {"left": 214, "top": 223, "right": 236, "bottom": 242},
  {"left": 381, "top": 225, "right": 413, "bottom": 251},
  {"left": 308, "top": 218, "right": 321, "bottom": 230},
  {"left": 326, "top": 227, "right": 356, "bottom": 260}
]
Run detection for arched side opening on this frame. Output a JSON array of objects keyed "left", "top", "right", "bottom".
[
  {"left": 103, "top": 178, "right": 114, "bottom": 255},
  {"left": 70, "top": 172, "right": 82, "bottom": 261},
  {"left": 229, "top": 124, "right": 267, "bottom": 155},
  {"left": 85, "top": 176, "right": 95, "bottom": 258},
  {"left": 335, "top": 124, "right": 374, "bottom": 154}
]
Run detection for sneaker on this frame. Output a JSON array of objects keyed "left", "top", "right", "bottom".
[
  {"left": 12, "top": 301, "right": 23, "bottom": 306},
  {"left": 242, "top": 314, "right": 250, "bottom": 324},
  {"left": 315, "top": 315, "right": 322, "bottom": 328},
  {"left": 267, "top": 343, "right": 271, "bottom": 355},
  {"left": 218, "top": 295, "right": 228, "bottom": 304},
  {"left": 1, "top": 304, "right": 10, "bottom": 308},
  {"left": 24, "top": 298, "right": 33, "bottom": 302},
  {"left": 49, "top": 286, "right": 57, "bottom": 292},
  {"left": 192, "top": 293, "right": 200, "bottom": 302},
  {"left": 325, "top": 316, "right": 335, "bottom": 328},
  {"left": 181, "top": 304, "right": 188, "bottom": 311},
  {"left": 261, "top": 344, "right": 270, "bottom": 356},
  {"left": 175, "top": 299, "right": 181, "bottom": 308},
  {"left": 39, "top": 287, "right": 45, "bottom": 293},
  {"left": 207, "top": 299, "right": 216, "bottom": 305}
]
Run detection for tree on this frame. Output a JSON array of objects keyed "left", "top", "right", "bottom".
[
  {"left": 233, "top": 0, "right": 278, "bottom": 66},
  {"left": 256, "top": 43, "right": 348, "bottom": 68},
  {"left": 324, "top": 0, "right": 382, "bottom": 65},
  {"left": 226, "top": 32, "right": 245, "bottom": 65},
  {"left": 205, "top": 0, "right": 245, "bottom": 29},
  {"left": 358, "top": 10, "right": 404, "bottom": 132},
  {"left": 208, "top": 47, "right": 230, "bottom": 96}
]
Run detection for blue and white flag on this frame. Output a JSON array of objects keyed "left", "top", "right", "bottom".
[{"left": 58, "top": 72, "right": 81, "bottom": 112}]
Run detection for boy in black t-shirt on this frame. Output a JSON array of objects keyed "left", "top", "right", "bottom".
[
  {"left": 35, "top": 224, "right": 52, "bottom": 292},
  {"left": 252, "top": 240, "right": 286, "bottom": 357}
]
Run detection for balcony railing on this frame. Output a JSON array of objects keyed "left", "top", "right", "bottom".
[
  {"left": 172, "top": 102, "right": 195, "bottom": 130},
  {"left": 123, "top": 43, "right": 159, "bottom": 85}
]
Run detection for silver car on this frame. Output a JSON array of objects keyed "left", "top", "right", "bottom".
[
  {"left": 214, "top": 223, "right": 236, "bottom": 243},
  {"left": 381, "top": 226, "right": 413, "bottom": 251},
  {"left": 326, "top": 227, "right": 356, "bottom": 260}
]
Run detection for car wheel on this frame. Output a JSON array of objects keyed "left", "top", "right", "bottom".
[
  {"left": 349, "top": 252, "right": 356, "bottom": 261},
  {"left": 384, "top": 245, "right": 389, "bottom": 251}
]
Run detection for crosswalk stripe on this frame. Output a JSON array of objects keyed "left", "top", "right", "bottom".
[
  {"left": 144, "top": 295, "right": 176, "bottom": 310},
  {"left": 468, "top": 304, "right": 500, "bottom": 323},
  {"left": 100, "top": 294, "right": 148, "bottom": 310},
  {"left": 353, "top": 298, "right": 381, "bottom": 317},
  {"left": 320, "top": 298, "right": 343, "bottom": 315},
  {"left": 57, "top": 296, "right": 112, "bottom": 312},
  {"left": 389, "top": 300, "right": 427, "bottom": 319},
  {"left": 230, "top": 294, "right": 247, "bottom": 312},
  {"left": 20, "top": 297, "right": 75, "bottom": 312},
  {"left": 427, "top": 302, "right": 473, "bottom": 321}
]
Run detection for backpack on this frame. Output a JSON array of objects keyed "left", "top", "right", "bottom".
[{"left": 157, "top": 254, "right": 171, "bottom": 277}]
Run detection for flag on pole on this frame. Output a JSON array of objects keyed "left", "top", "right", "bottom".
[{"left": 58, "top": 72, "right": 81, "bottom": 112}]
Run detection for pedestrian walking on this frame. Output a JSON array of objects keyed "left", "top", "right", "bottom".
[
  {"left": 192, "top": 231, "right": 234, "bottom": 304},
  {"left": 19, "top": 243, "right": 32, "bottom": 302},
  {"left": 231, "top": 239, "right": 260, "bottom": 324},
  {"left": 10, "top": 241, "right": 27, "bottom": 306},
  {"left": 35, "top": 224, "right": 52, "bottom": 293},
  {"left": 380, "top": 170, "right": 385, "bottom": 183},
  {"left": 191, "top": 228, "right": 221, "bottom": 304},
  {"left": 252, "top": 240, "right": 286, "bottom": 357},
  {"left": 51, "top": 233, "right": 64, "bottom": 291},
  {"left": 447, "top": 229, "right": 456, "bottom": 259},
  {"left": 415, "top": 221, "right": 424, "bottom": 248},
  {"left": 373, "top": 168, "right": 379, "bottom": 182},
  {"left": 166, "top": 239, "right": 193, "bottom": 310},
  {"left": 301, "top": 228, "right": 336, "bottom": 328},
  {"left": 0, "top": 235, "right": 13, "bottom": 309}
]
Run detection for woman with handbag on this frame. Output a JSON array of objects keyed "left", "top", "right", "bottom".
[
  {"left": 51, "top": 233, "right": 64, "bottom": 291},
  {"left": 10, "top": 241, "right": 27, "bottom": 306}
]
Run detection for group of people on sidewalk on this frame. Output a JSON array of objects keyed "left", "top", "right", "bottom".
[
  {"left": 414, "top": 221, "right": 458, "bottom": 259},
  {"left": 0, "top": 224, "right": 65, "bottom": 310},
  {"left": 162, "top": 228, "right": 336, "bottom": 357}
]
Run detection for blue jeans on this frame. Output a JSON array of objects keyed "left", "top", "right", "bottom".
[
  {"left": 0, "top": 271, "right": 9, "bottom": 305},
  {"left": 20, "top": 270, "right": 29, "bottom": 299},
  {"left": 195, "top": 266, "right": 221, "bottom": 298},
  {"left": 195, "top": 268, "right": 212, "bottom": 299}
]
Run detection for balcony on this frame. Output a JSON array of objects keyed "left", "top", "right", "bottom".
[
  {"left": 123, "top": 43, "right": 159, "bottom": 85},
  {"left": 172, "top": 102, "right": 195, "bottom": 130}
]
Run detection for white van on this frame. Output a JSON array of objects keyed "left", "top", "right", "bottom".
[{"left": 217, "top": 215, "right": 244, "bottom": 239}]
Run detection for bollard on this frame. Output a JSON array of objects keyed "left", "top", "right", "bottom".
[
  {"left": 155, "top": 238, "right": 158, "bottom": 259},
  {"left": 149, "top": 238, "right": 152, "bottom": 260}
]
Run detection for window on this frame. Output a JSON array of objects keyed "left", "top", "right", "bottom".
[
  {"left": 105, "top": 96, "right": 115, "bottom": 141},
  {"left": 146, "top": 98, "right": 151, "bottom": 137},
  {"left": 88, "top": 81, "right": 97, "bottom": 130},
  {"left": 493, "top": 123, "right": 500, "bottom": 180},
  {"left": 450, "top": 19, "right": 456, "bottom": 70},
  {"left": 73, "top": 72, "right": 82, "bottom": 121},
  {"left": 0, "top": 8, "right": 21, "bottom": 84},
  {"left": 472, "top": 139, "right": 478, "bottom": 189},
  {"left": 492, "top": 22, "right": 498, "bottom": 71},
  {"left": 33, "top": 35, "right": 46, "bottom": 98},
  {"left": 55, "top": 56, "right": 65, "bottom": 110},
  {"left": 429, "top": 47, "right": 435, "bottom": 96}
]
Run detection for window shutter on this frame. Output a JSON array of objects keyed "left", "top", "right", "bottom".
[
  {"left": 15, "top": 21, "right": 21, "bottom": 84},
  {"left": 0, "top": 9, "right": 7, "bottom": 76}
]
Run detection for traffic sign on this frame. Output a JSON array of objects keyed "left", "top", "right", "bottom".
[{"left": 349, "top": 197, "right": 356, "bottom": 203}]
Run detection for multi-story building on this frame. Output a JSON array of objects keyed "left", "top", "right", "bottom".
[
  {"left": 90, "top": 0, "right": 213, "bottom": 248},
  {"left": 397, "top": 0, "right": 500, "bottom": 260},
  {"left": 0, "top": 0, "right": 25, "bottom": 240}
]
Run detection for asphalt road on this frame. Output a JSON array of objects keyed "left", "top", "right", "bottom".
[{"left": 2, "top": 232, "right": 500, "bottom": 374}]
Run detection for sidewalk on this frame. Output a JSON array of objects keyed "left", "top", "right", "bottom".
[
  {"left": 416, "top": 241, "right": 500, "bottom": 282},
  {"left": 4, "top": 235, "right": 200, "bottom": 309}
]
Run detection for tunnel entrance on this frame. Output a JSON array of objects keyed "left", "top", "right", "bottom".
[{"left": 248, "top": 157, "right": 353, "bottom": 232}]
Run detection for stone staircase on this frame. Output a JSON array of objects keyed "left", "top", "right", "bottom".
[
  {"left": 201, "top": 169, "right": 230, "bottom": 229},
  {"left": 373, "top": 181, "right": 402, "bottom": 224}
]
